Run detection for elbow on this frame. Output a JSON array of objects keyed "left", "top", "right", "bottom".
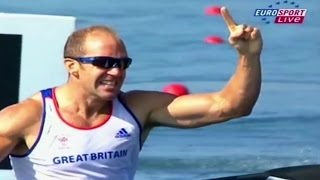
[
  {"left": 227, "top": 96, "right": 258, "bottom": 118},
  {"left": 227, "top": 103, "right": 254, "bottom": 118},
  {"left": 238, "top": 108, "right": 253, "bottom": 117},
  {"left": 220, "top": 90, "right": 259, "bottom": 119}
]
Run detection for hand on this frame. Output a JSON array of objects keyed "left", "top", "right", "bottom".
[{"left": 221, "top": 7, "right": 263, "bottom": 56}]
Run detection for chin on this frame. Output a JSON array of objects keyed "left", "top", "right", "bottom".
[{"left": 98, "top": 90, "right": 120, "bottom": 101}]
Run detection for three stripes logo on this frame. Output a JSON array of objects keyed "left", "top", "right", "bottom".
[{"left": 115, "top": 128, "right": 131, "bottom": 138}]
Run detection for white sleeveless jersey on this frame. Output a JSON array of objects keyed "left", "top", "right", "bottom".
[{"left": 10, "top": 88, "right": 142, "bottom": 180}]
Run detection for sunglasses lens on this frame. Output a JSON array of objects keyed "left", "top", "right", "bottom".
[
  {"left": 123, "top": 58, "right": 132, "bottom": 69},
  {"left": 92, "top": 57, "right": 131, "bottom": 70}
]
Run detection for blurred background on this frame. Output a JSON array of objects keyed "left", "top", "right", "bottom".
[{"left": 0, "top": 0, "right": 319, "bottom": 179}]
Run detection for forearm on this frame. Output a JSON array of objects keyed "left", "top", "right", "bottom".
[{"left": 220, "top": 54, "right": 262, "bottom": 114}]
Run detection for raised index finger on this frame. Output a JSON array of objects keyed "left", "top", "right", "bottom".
[{"left": 221, "top": 7, "right": 237, "bottom": 31}]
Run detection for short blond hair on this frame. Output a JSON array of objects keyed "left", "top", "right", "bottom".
[{"left": 63, "top": 25, "right": 119, "bottom": 57}]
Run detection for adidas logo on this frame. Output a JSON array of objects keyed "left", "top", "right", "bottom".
[{"left": 115, "top": 128, "right": 131, "bottom": 138}]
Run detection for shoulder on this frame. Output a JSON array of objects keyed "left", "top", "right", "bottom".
[
  {"left": 0, "top": 92, "right": 43, "bottom": 138},
  {"left": 120, "top": 90, "right": 177, "bottom": 116},
  {"left": 122, "top": 90, "right": 176, "bottom": 105},
  {"left": 122, "top": 89, "right": 176, "bottom": 99}
]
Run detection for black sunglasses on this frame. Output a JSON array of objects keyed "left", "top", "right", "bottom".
[{"left": 65, "top": 56, "right": 132, "bottom": 70}]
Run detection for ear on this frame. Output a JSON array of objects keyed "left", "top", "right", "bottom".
[{"left": 64, "top": 58, "right": 79, "bottom": 78}]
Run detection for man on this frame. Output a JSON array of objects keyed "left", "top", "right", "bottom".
[{"left": 0, "top": 7, "right": 262, "bottom": 180}]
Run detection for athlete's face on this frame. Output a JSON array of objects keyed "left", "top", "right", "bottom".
[{"left": 76, "top": 33, "right": 128, "bottom": 100}]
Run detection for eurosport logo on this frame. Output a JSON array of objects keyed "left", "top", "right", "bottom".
[{"left": 254, "top": 1, "right": 307, "bottom": 24}]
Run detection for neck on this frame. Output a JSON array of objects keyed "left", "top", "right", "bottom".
[{"left": 55, "top": 83, "right": 112, "bottom": 119}]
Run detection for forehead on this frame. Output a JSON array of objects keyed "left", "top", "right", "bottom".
[{"left": 84, "top": 33, "right": 127, "bottom": 57}]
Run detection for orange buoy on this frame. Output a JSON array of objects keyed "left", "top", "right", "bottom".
[
  {"left": 163, "top": 83, "right": 189, "bottom": 96},
  {"left": 205, "top": 6, "right": 222, "bottom": 16},
  {"left": 204, "top": 36, "right": 224, "bottom": 44}
]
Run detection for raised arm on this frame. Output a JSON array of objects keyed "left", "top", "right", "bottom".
[{"left": 134, "top": 7, "right": 262, "bottom": 128}]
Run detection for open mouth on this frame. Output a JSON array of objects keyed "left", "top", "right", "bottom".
[{"left": 99, "top": 80, "right": 117, "bottom": 88}]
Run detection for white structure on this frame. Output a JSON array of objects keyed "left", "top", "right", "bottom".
[
  {"left": 0, "top": 13, "right": 76, "bottom": 180},
  {"left": 0, "top": 13, "right": 76, "bottom": 101}
]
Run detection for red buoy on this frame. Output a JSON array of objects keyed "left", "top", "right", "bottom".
[
  {"left": 163, "top": 83, "right": 189, "bottom": 96},
  {"left": 204, "top": 36, "right": 224, "bottom": 44},
  {"left": 205, "top": 6, "right": 222, "bottom": 16}
]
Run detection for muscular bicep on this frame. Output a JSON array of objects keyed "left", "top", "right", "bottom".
[{"left": 149, "top": 92, "right": 233, "bottom": 128}]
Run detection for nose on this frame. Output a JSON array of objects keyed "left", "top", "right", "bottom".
[{"left": 106, "top": 67, "right": 124, "bottom": 76}]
